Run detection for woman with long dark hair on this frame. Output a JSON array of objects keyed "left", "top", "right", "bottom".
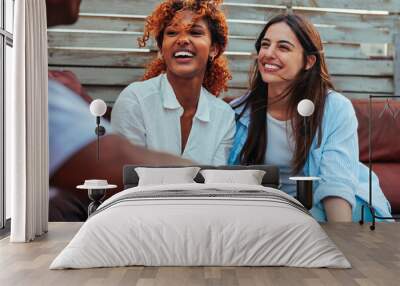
[{"left": 228, "top": 14, "right": 391, "bottom": 222}]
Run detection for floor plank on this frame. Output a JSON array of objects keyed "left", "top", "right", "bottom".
[{"left": 0, "top": 222, "right": 399, "bottom": 286}]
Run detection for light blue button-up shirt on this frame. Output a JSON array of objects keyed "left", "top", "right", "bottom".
[
  {"left": 111, "top": 74, "right": 236, "bottom": 165},
  {"left": 229, "top": 91, "right": 392, "bottom": 219}
]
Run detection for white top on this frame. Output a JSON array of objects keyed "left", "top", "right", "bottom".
[
  {"left": 264, "top": 113, "right": 303, "bottom": 197},
  {"left": 111, "top": 74, "right": 236, "bottom": 165}
]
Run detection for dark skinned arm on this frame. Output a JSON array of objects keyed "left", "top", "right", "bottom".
[{"left": 50, "top": 134, "right": 194, "bottom": 196}]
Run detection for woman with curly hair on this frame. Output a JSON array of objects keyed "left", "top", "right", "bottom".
[
  {"left": 228, "top": 14, "right": 391, "bottom": 222},
  {"left": 111, "top": 0, "right": 235, "bottom": 165}
]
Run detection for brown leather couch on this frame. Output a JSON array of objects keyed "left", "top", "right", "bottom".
[
  {"left": 353, "top": 99, "right": 400, "bottom": 215},
  {"left": 48, "top": 70, "right": 400, "bottom": 219}
]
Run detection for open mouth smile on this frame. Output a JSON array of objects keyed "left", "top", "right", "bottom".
[
  {"left": 263, "top": 63, "right": 282, "bottom": 72},
  {"left": 173, "top": 50, "right": 195, "bottom": 58}
]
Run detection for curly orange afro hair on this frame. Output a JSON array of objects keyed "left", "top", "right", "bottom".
[{"left": 138, "top": 0, "right": 231, "bottom": 96}]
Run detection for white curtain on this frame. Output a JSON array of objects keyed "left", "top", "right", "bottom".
[{"left": 8, "top": 0, "right": 49, "bottom": 242}]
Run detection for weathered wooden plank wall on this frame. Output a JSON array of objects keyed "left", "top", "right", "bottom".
[{"left": 47, "top": 0, "right": 400, "bottom": 104}]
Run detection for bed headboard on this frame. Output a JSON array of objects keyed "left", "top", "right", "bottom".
[{"left": 123, "top": 165, "right": 280, "bottom": 190}]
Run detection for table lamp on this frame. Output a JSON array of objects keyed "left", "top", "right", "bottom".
[
  {"left": 89, "top": 99, "right": 107, "bottom": 160},
  {"left": 290, "top": 99, "right": 320, "bottom": 210}
]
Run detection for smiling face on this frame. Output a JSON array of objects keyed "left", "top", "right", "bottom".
[
  {"left": 161, "top": 10, "right": 217, "bottom": 80},
  {"left": 258, "top": 22, "right": 307, "bottom": 92}
]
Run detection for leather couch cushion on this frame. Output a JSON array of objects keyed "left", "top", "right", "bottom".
[
  {"left": 372, "top": 163, "right": 400, "bottom": 214},
  {"left": 352, "top": 99, "right": 400, "bottom": 163}
]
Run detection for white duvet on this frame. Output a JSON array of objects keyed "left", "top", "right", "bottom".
[{"left": 50, "top": 183, "right": 350, "bottom": 269}]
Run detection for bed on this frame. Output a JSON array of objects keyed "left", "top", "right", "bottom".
[{"left": 50, "top": 165, "right": 350, "bottom": 269}]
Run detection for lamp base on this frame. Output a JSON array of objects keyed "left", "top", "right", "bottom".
[
  {"left": 296, "top": 180, "right": 313, "bottom": 210},
  {"left": 87, "top": 189, "right": 106, "bottom": 216},
  {"left": 289, "top": 177, "right": 320, "bottom": 210}
]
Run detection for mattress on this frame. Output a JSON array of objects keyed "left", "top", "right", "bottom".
[{"left": 50, "top": 183, "right": 350, "bottom": 269}]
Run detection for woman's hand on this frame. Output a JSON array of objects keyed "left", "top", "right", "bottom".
[{"left": 323, "top": 196, "right": 352, "bottom": 222}]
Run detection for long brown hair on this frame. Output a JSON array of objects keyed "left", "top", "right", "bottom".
[
  {"left": 138, "top": 0, "right": 231, "bottom": 96},
  {"left": 234, "top": 13, "right": 334, "bottom": 174}
]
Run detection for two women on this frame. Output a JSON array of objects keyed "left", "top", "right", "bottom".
[
  {"left": 112, "top": 0, "right": 391, "bottom": 222},
  {"left": 111, "top": 0, "right": 235, "bottom": 165}
]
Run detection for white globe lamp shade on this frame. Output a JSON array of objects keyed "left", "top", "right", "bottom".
[
  {"left": 297, "top": 99, "right": 315, "bottom": 117},
  {"left": 90, "top": 99, "right": 107, "bottom": 117}
]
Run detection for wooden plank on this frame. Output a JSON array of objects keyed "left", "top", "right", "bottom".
[
  {"left": 83, "top": 85, "right": 124, "bottom": 105},
  {"left": 51, "top": 10, "right": 396, "bottom": 35},
  {"left": 79, "top": 0, "right": 400, "bottom": 14},
  {"left": 226, "top": 0, "right": 400, "bottom": 12},
  {"left": 48, "top": 30, "right": 393, "bottom": 58},
  {"left": 332, "top": 76, "right": 394, "bottom": 93},
  {"left": 290, "top": 0, "right": 400, "bottom": 12},
  {"left": 318, "top": 26, "right": 392, "bottom": 44},
  {"left": 79, "top": 0, "right": 162, "bottom": 15},
  {"left": 47, "top": 30, "right": 155, "bottom": 50},
  {"left": 224, "top": 5, "right": 396, "bottom": 29},
  {"left": 228, "top": 22, "right": 394, "bottom": 43},
  {"left": 48, "top": 48, "right": 156, "bottom": 67},
  {"left": 48, "top": 22, "right": 395, "bottom": 51},
  {"left": 327, "top": 58, "right": 393, "bottom": 76},
  {"left": 290, "top": 11, "right": 397, "bottom": 30},
  {"left": 222, "top": 5, "right": 286, "bottom": 22},
  {"left": 52, "top": 14, "right": 147, "bottom": 33},
  {"left": 227, "top": 37, "right": 255, "bottom": 53}
]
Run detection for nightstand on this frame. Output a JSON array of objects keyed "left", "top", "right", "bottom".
[
  {"left": 289, "top": 176, "right": 320, "bottom": 210},
  {"left": 77, "top": 180, "right": 117, "bottom": 217}
]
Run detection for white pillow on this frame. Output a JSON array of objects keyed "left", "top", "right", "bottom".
[
  {"left": 135, "top": 167, "right": 200, "bottom": 186},
  {"left": 200, "top": 169, "right": 266, "bottom": 185}
]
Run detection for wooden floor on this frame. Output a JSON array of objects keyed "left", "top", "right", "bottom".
[{"left": 0, "top": 222, "right": 399, "bottom": 286}]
